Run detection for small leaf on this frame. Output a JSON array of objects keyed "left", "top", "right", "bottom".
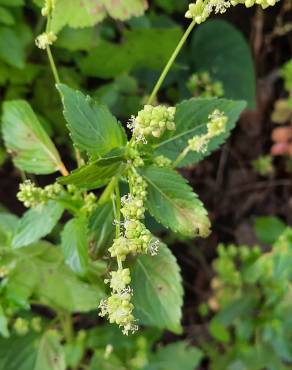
[
  {"left": 191, "top": 20, "right": 256, "bottom": 108},
  {"left": 155, "top": 98, "right": 246, "bottom": 167},
  {"left": 35, "top": 331, "right": 66, "bottom": 370},
  {"left": 12, "top": 201, "right": 64, "bottom": 248},
  {"left": 61, "top": 217, "right": 89, "bottom": 276},
  {"left": 255, "top": 216, "right": 286, "bottom": 245},
  {"left": 2, "top": 100, "right": 63, "bottom": 174},
  {"left": 57, "top": 84, "right": 127, "bottom": 158},
  {"left": 131, "top": 244, "right": 183, "bottom": 333},
  {"left": 58, "top": 161, "right": 125, "bottom": 190},
  {"left": 145, "top": 342, "right": 203, "bottom": 370},
  {"left": 209, "top": 319, "right": 230, "bottom": 343},
  {"left": 140, "top": 166, "right": 210, "bottom": 237}
]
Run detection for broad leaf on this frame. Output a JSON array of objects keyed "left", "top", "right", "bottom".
[
  {"left": 141, "top": 166, "right": 210, "bottom": 237},
  {"left": 255, "top": 216, "right": 286, "bottom": 245},
  {"left": 191, "top": 20, "right": 256, "bottom": 108},
  {"left": 155, "top": 98, "right": 246, "bottom": 167},
  {"left": 0, "top": 212, "right": 18, "bottom": 246},
  {"left": 50, "top": 0, "right": 148, "bottom": 33},
  {"left": 89, "top": 351, "right": 126, "bottom": 370},
  {"left": 6, "top": 244, "right": 103, "bottom": 312},
  {"left": 2, "top": 100, "right": 63, "bottom": 174},
  {"left": 145, "top": 342, "right": 203, "bottom": 370},
  {"left": 0, "top": 333, "right": 39, "bottom": 370},
  {"left": 104, "top": 0, "right": 148, "bottom": 20},
  {"left": 79, "top": 27, "right": 183, "bottom": 79},
  {"left": 50, "top": 0, "right": 106, "bottom": 33},
  {"left": 89, "top": 201, "right": 114, "bottom": 256},
  {"left": 58, "top": 161, "right": 124, "bottom": 190},
  {"left": 57, "top": 84, "right": 127, "bottom": 158},
  {"left": 61, "top": 217, "right": 89, "bottom": 276},
  {"left": 0, "top": 27, "right": 25, "bottom": 68},
  {"left": 35, "top": 331, "right": 66, "bottom": 370},
  {"left": 0, "top": 331, "right": 65, "bottom": 370},
  {"left": 12, "top": 201, "right": 64, "bottom": 248},
  {"left": 131, "top": 244, "right": 183, "bottom": 333},
  {"left": 0, "top": 7, "right": 15, "bottom": 25}
]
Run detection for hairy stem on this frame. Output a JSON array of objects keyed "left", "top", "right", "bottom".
[
  {"left": 172, "top": 147, "right": 190, "bottom": 168},
  {"left": 147, "top": 19, "right": 196, "bottom": 105},
  {"left": 113, "top": 183, "right": 123, "bottom": 270}
]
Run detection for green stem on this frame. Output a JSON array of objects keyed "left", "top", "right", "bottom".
[
  {"left": 46, "top": 45, "right": 60, "bottom": 84},
  {"left": 147, "top": 19, "right": 196, "bottom": 105},
  {"left": 60, "top": 312, "right": 73, "bottom": 343},
  {"left": 98, "top": 177, "right": 118, "bottom": 206},
  {"left": 112, "top": 183, "right": 123, "bottom": 270}
]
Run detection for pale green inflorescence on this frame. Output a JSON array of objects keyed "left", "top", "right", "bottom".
[
  {"left": 188, "top": 109, "right": 228, "bottom": 153},
  {"left": 187, "top": 72, "right": 224, "bottom": 98},
  {"left": 17, "top": 180, "right": 62, "bottom": 208},
  {"left": 128, "top": 105, "right": 176, "bottom": 141},
  {"left": 35, "top": 31, "right": 57, "bottom": 50},
  {"left": 99, "top": 169, "right": 159, "bottom": 335},
  {"left": 185, "top": 0, "right": 279, "bottom": 24}
]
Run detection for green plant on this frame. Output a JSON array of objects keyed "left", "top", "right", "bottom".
[
  {"left": 205, "top": 221, "right": 292, "bottom": 370},
  {"left": 0, "top": 0, "right": 280, "bottom": 369}
]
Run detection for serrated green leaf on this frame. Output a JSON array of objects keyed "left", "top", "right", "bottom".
[
  {"left": 2, "top": 100, "right": 63, "bottom": 174},
  {"left": 12, "top": 201, "right": 64, "bottom": 248},
  {"left": 0, "top": 6, "right": 14, "bottom": 25},
  {"left": 145, "top": 342, "right": 203, "bottom": 370},
  {"left": 155, "top": 98, "right": 246, "bottom": 167},
  {"left": 50, "top": 0, "right": 106, "bottom": 33},
  {"left": 104, "top": 0, "right": 148, "bottom": 20},
  {"left": 50, "top": 0, "right": 148, "bottom": 33},
  {"left": 0, "top": 27, "right": 25, "bottom": 67},
  {"left": 140, "top": 166, "right": 210, "bottom": 237},
  {"left": 58, "top": 161, "right": 124, "bottom": 190},
  {"left": 61, "top": 217, "right": 89, "bottom": 276},
  {"left": 131, "top": 244, "right": 183, "bottom": 333},
  {"left": 57, "top": 84, "right": 127, "bottom": 158},
  {"left": 35, "top": 331, "right": 66, "bottom": 370},
  {"left": 191, "top": 20, "right": 256, "bottom": 108},
  {"left": 79, "top": 27, "right": 183, "bottom": 79},
  {"left": 88, "top": 201, "right": 114, "bottom": 256}
]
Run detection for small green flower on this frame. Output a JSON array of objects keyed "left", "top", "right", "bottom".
[{"left": 13, "top": 318, "right": 29, "bottom": 336}]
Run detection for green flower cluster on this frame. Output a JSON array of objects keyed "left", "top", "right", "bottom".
[
  {"left": 187, "top": 72, "right": 224, "bottom": 98},
  {"left": 188, "top": 109, "right": 228, "bottom": 153},
  {"left": 129, "top": 105, "right": 176, "bottom": 140},
  {"left": 35, "top": 31, "right": 57, "bottom": 50},
  {"left": 99, "top": 170, "right": 159, "bottom": 335},
  {"left": 185, "top": 0, "right": 279, "bottom": 23},
  {"left": 154, "top": 155, "right": 172, "bottom": 167},
  {"left": 17, "top": 181, "right": 62, "bottom": 208}
]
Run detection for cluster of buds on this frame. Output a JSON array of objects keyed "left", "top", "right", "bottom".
[
  {"left": 99, "top": 170, "right": 159, "bottom": 334},
  {"left": 35, "top": 31, "right": 57, "bottom": 50},
  {"left": 81, "top": 193, "right": 98, "bottom": 215},
  {"left": 187, "top": 72, "right": 224, "bottom": 98},
  {"left": 17, "top": 181, "right": 62, "bottom": 208},
  {"left": 154, "top": 155, "right": 172, "bottom": 167},
  {"left": 188, "top": 109, "right": 228, "bottom": 153},
  {"left": 185, "top": 0, "right": 279, "bottom": 23},
  {"left": 128, "top": 105, "right": 176, "bottom": 141}
]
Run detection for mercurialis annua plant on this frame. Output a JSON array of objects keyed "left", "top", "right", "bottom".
[{"left": 0, "top": 0, "right": 279, "bottom": 340}]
